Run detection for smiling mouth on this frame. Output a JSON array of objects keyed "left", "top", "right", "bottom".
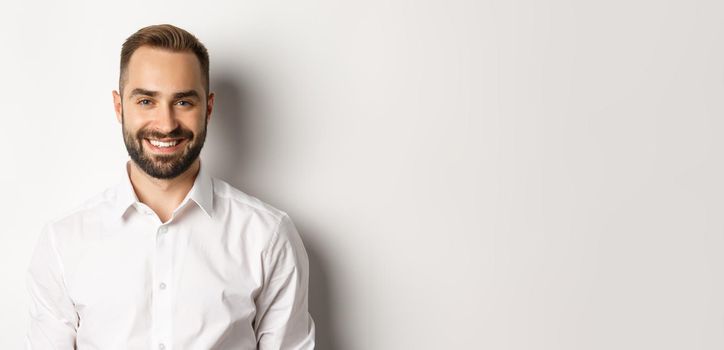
[{"left": 144, "top": 138, "right": 188, "bottom": 153}]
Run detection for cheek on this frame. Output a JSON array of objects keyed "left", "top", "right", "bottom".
[
  {"left": 122, "top": 122, "right": 145, "bottom": 140},
  {"left": 122, "top": 111, "right": 151, "bottom": 131},
  {"left": 180, "top": 114, "right": 206, "bottom": 133}
]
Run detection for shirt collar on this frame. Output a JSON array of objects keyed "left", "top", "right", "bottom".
[{"left": 114, "top": 159, "right": 214, "bottom": 220}]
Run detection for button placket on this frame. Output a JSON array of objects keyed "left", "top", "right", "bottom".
[{"left": 152, "top": 224, "right": 173, "bottom": 350}]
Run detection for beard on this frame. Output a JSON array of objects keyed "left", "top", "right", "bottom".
[{"left": 122, "top": 112, "right": 207, "bottom": 179}]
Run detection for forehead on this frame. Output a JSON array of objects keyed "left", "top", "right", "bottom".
[{"left": 124, "top": 46, "right": 203, "bottom": 94}]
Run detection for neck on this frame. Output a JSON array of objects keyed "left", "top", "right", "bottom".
[{"left": 127, "top": 159, "right": 200, "bottom": 222}]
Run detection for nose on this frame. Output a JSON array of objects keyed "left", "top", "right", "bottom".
[{"left": 155, "top": 104, "right": 179, "bottom": 134}]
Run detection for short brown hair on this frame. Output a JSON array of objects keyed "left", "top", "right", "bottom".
[{"left": 119, "top": 24, "right": 210, "bottom": 95}]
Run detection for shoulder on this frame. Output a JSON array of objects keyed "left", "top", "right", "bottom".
[
  {"left": 212, "top": 178, "right": 287, "bottom": 219},
  {"left": 42, "top": 184, "right": 118, "bottom": 238},
  {"left": 211, "top": 179, "right": 308, "bottom": 263},
  {"left": 211, "top": 178, "right": 292, "bottom": 239}
]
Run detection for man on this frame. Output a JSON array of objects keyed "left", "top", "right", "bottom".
[{"left": 25, "top": 24, "right": 315, "bottom": 349}]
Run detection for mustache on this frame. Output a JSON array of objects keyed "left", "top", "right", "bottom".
[{"left": 138, "top": 127, "right": 193, "bottom": 140}]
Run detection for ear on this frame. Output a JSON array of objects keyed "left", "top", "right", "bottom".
[
  {"left": 206, "top": 92, "right": 215, "bottom": 124},
  {"left": 112, "top": 90, "right": 123, "bottom": 124}
]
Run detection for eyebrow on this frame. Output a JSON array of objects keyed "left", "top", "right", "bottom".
[
  {"left": 129, "top": 88, "right": 157, "bottom": 97},
  {"left": 173, "top": 90, "right": 201, "bottom": 100},
  {"left": 129, "top": 88, "right": 201, "bottom": 100}
]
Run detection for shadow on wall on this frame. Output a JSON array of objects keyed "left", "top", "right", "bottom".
[{"left": 208, "top": 72, "right": 340, "bottom": 350}]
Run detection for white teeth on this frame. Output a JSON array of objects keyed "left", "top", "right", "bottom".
[{"left": 148, "top": 139, "right": 180, "bottom": 148}]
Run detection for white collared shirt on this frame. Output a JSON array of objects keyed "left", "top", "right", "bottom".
[{"left": 25, "top": 160, "right": 315, "bottom": 349}]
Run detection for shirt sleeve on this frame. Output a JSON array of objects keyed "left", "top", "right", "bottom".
[
  {"left": 25, "top": 223, "right": 79, "bottom": 349},
  {"left": 254, "top": 214, "right": 316, "bottom": 349}
]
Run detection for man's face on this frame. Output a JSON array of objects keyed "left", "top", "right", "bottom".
[{"left": 112, "top": 46, "right": 214, "bottom": 179}]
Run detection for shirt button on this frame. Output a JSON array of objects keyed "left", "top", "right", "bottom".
[
  {"left": 158, "top": 226, "right": 167, "bottom": 234},
  {"left": 159, "top": 282, "right": 166, "bottom": 290},
  {"left": 158, "top": 343, "right": 166, "bottom": 350}
]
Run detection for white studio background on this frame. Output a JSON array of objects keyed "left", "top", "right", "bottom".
[{"left": 1, "top": 0, "right": 723, "bottom": 349}]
